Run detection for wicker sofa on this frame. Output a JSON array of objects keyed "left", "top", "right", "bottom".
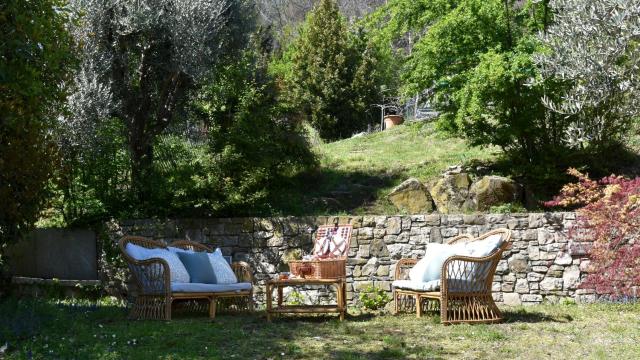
[
  {"left": 119, "top": 236, "right": 254, "bottom": 320},
  {"left": 393, "top": 228, "right": 511, "bottom": 325}
]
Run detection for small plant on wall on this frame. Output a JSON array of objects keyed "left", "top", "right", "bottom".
[
  {"left": 545, "top": 168, "right": 640, "bottom": 298},
  {"left": 359, "top": 285, "right": 391, "bottom": 311}
]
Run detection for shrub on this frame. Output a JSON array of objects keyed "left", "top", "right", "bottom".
[
  {"left": 282, "top": 0, "right": 384, "bottom": 140},
  {"left": 545, "top": 169, "right": 640, "bottom": 298},
  {"left": 359, "top": 285, "right": 391, "bottom": 311}
]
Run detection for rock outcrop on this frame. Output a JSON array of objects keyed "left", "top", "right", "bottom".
[
  {"left": 387, "top": 178, "right": 434, "bottom": 213},
  {"left": 429, "top": 172, "right": 474, "bottom": 213},
  {"left": 469, "top": 176, "right": 521, "bottom": 211}
]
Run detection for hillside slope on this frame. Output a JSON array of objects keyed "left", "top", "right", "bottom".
[{"left": 270, "top": 121, "right": 498, "bottom": 215}]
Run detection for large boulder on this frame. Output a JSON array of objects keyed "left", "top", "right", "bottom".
[
  {"left": 469, "top": 176, "right": 521, "bottom": 211},
  {"left": 387, "top": 178, "right": 434, "bottom": 213},
  {"left": 429, "top": 172, "right": 474, "bottom": 213}
]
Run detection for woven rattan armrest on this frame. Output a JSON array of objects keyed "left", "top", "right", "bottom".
[
  {"left": 394, "top": 258, "right": 418, "bottom": 280},
  {"left": 440, "top": 250, "right": 502, "bottom": 293},
  {"left": 127, "top": 257, "right": 171, "bottom": 296}
]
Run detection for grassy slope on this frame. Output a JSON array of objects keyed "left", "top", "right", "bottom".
[
  {"left": 270, "top": 121, "right": 497, "bottom": 215},
  {"left": 1, "top": 298, "right": 639, "bottom": 359}
]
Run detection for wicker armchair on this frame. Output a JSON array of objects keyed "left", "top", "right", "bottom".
[
  {"left": 119, "top": 236, "right": 253, "bottom": 320},
  {"left": 393, "top": 229, "right": 511, "bottom": 325}
]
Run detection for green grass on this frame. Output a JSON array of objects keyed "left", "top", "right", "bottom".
[
  {"left": 269, "top": 121, "right": 498, "bottom": 215},
  {"left": 2, "top": 297, "right": 639, "bottom": 359}
]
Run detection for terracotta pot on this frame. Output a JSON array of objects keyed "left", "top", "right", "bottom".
[{"left": 384, "top": 115, "right": 404, "bottom": 129}]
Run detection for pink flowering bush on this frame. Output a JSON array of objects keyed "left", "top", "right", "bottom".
[{"left": 545, "top": 168, "right": 640, "bottom": 297}]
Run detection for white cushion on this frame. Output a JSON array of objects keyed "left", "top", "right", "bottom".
[
  {"left": 125, "top": 243, "right": 190, "bottom": 283},
  {"left": 466, "top": 234, "right": 504, "bottom": 257},
  {"left": 171, "top": 282, "right": 252, "bottom": 293},
  {"left": 393, "top": 279, "right": 483, "bottom": 293},
  {"left": 409, "top": 243, "right": 473, "bottom": 282},
  {"left": 207, "top": 248, "right": 238, "bottom": 284},
  {"left": 393, "top": 279, "right": 440, "bottom": 292},
  {"left": 125, "top": 243, "right": 154, "bottom": 260}
]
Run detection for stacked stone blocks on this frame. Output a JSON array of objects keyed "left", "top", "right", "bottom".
[{"left": 109, "top": 212, "right": 595, "bottom": 306}]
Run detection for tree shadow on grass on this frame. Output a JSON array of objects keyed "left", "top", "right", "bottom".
[
  {"left": 329, "top": 346, "right": 448, "bottom": 360},
  {"left": 502, "top": 308, "right": 573, "bottom": 323},
  {"left": 268, "top": 168, "right": 404, "bottom": 216}
]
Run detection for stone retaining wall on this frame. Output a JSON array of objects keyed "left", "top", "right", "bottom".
[{"left": 107, "top": 213, "right": 596, "bottom": 306}]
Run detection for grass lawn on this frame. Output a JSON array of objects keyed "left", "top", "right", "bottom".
[
  {"left": 269, "top": 121, "right": 498, "bottom": 215},
  {"left": 1, "top": 298, "right": 639, "bottom": 359}
]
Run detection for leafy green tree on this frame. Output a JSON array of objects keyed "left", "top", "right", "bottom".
[
  {"left": 401, "top": 1, "right": 568, "bottom": 163},
  {"left": 0, "top": 0, "right": 75, "bottom": 260},
  {"left": 286, "top": 0, "right": 384, "bottom": 140}
]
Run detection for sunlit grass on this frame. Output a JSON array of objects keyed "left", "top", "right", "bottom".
[{"left": 1, "top": 297, "right": 639, "bottom": 359}]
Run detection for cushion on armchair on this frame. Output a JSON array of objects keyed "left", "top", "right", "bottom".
[
  {"left": 465, "top": 234, "right": 504, "bottom": 257},
  {"left": 408, "top": 234, "right": 503, "bottom": 283},
  {"left": 393, "top": 279, "right": 441, "bottom": 292},
  {"left": 409, "top": 243, "right": 471, "bottom": 282},
  {"left": 125, "top": 243, "right": 191, "bottom": 283}
]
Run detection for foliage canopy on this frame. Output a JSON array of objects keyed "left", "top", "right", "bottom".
[{"left": 0, "top": 0, "right": 75, "bottom": 253}]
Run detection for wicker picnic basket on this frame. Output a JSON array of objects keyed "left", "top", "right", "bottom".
[{"left": 289, "top": 224, "right": 352, "bottom": 280}]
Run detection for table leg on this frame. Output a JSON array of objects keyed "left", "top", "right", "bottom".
[
  {"left": 209, "top": 297, "right": 217, "bottom": 319},
  {"left": 266, "top": 283, "right": 272, "bottom": 322},
  {"left": 277, "top": 285, "right": 283, "bottom": 307},
  {"left": 394, "top": 290, "right": 399, "bottom": 314},
  {"left": 338, "top": 279, "right": 346, "bottom": 321},
  {"left": 416, "top": 295, "right": 422, "bottom": 318}
]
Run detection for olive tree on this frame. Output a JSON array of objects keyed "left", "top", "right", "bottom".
[
  {"left": 536, "top": 0, "right": 640, "bottom": 148},
  {"left": 65, "top": 0, "right": 252, "bottom": 203}
]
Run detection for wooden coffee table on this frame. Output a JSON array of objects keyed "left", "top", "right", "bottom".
[{"left": 265, "top": 278, "right": 347, "bottom": 321}]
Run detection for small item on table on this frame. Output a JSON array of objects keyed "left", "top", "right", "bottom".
[
  {"left": 278, "top": 272, "right": 290, "bottom": 280},
  {"left": 297, "top": 263, "right": 314, "bottom": 278}
]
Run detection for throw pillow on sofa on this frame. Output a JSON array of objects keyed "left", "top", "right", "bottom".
[
  {"left": 176, "top": 251, "right": 218, "bottom": 284},
  {"left": 208, "top": 249, "right": 238, "bottom": 284},
  {"left": 125, "top": 243, "right": 190, "bottom": 283}
]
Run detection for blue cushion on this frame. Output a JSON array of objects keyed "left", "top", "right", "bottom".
[
  {"left": 177, "top": 252, "right": 217, "bottom": 284},
  {"left": 171, "top": 282, "right": 252, "bottom": 293},
  {"left": 207, "top": 249, "right": 238, "bottom": 284},
  {"left": 125, "top": 243, "right": 190, "bottom": 283}
]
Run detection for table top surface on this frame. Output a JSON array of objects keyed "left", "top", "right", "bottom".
[{"left": 266, "top": 277, "right": 345, "bottom": 285}]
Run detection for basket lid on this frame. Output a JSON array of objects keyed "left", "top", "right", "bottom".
[{"left": 312, "top": 224, "right": 353, "bottom": 258}]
